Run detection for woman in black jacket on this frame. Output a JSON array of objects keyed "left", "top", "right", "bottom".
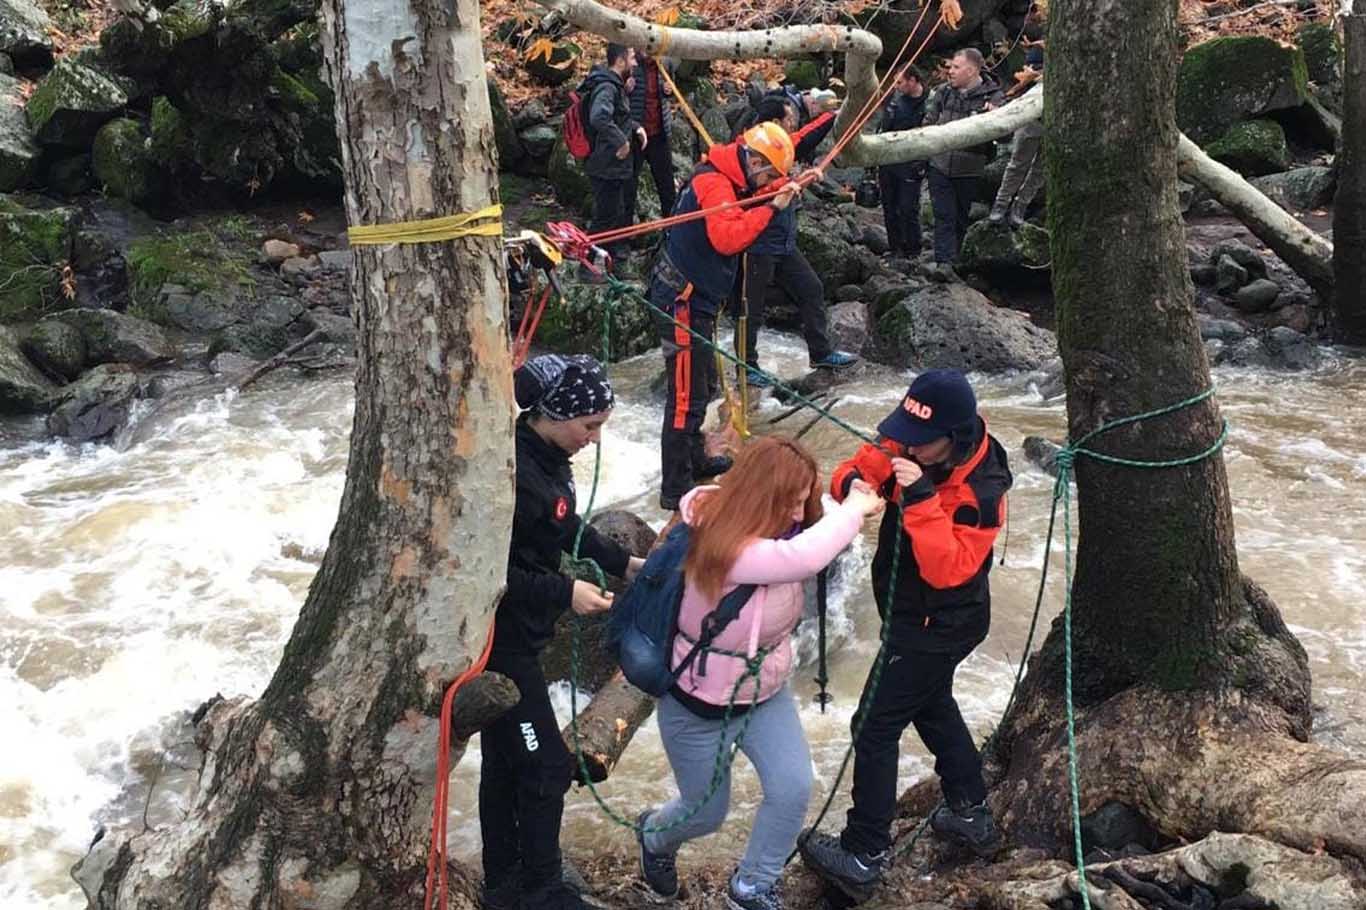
[{"left": 481, "top": 354, "right": 643, "bottom": 910}]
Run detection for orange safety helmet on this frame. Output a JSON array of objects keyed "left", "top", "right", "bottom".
[{"left": 740, "top": 121, "right": 796, "bottom": 177}]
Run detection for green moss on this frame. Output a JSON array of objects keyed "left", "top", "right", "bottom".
[
  {"left": 24, "top": 59, "right": 127, "bottom": 146},
  {"left": 1297, "top": 21, "right": 1340, "bottom": 86},
  {"left": 784, "top": 59, "right": 824, "bottom": 90},
  {"left": 159, "top": 0, "right": 214, "bottom": 43},
  {"left": 126, "top": 230, "right": 252, "bottom": 310},
  {"left": 92, "top": 117, "right": 157, "bottom": 204},
  {"left": 1176, "top": 36, "right": 1308, "bottom": 143},
  {"left": 149, "top": 96, "right": 192, "bottom": 169},
  {"left": 0, "top": 201, "right": 74, "bottom": 322},
  {"left": 1204, "top": 119, "right": 1289, "bottom": 177},
  {"left": 270, "top": 68, "right": 320, "bottom": 107}
]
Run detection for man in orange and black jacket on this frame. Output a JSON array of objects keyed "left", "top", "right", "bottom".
[
  {"left": 648, "top": 122, "right": 801, "bottom": 511},
  {"left": 800, "top": 369, "right": 1013, "bottom": 903}
]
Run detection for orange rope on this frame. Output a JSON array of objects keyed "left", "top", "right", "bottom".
[
  {"left": 512, "top": 283, "right": 554, "bottom": 369},
  {"left": 424, "top": 617, "right": 497, "bottom": 910}
]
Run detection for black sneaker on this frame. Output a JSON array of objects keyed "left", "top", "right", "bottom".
[
  {"left": 797, "top": 828, "right": 884, "bottom": 904},
  {"left": 929, "top": 800, "right": 1002, "bottom": 858},
  {"left": 637, "top": 810, "right": 679, "bottom": 899},
  {"left": 481, "top": 872, "right": 520, "bottom": 910},
  {"left": 692, "top": 454, "right": 733, "bottom": 480},
  {"left": 726, "top": 875, "right": 784, "bottom": 910},
  {"left": 520, "top": 880, "right": 587, "bottom": 910}
]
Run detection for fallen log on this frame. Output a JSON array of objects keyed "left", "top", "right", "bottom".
[
  {"left": 565, "top": 670, "right": 658, "bottom": 783},
  {"left": 450, "top": 672, "right": 519, "bottom": 769}
]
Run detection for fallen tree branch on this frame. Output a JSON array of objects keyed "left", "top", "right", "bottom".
[
  {"left": 233, "top": 329, "right": 327, "bottom": 391},
  {"left": 1187, "top": 0, "right": 1302, "bottom": 27}
]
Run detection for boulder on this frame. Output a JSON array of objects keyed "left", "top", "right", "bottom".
[
  {"left": 210, "top": 351, "right": 258, "bottom": 375},
  {"left": 513, "top": 100, "right": 549, "bottom": 130},
  {"left": 518, "top": 123, "right": 558, "bottom": 164},
  {"left": 1197, "top": 314, "right": 1249, "bottom": 343},
  {"left": 546, "top": 134, "right": 592, "bottom": 216},
  {"left": 797, "top": 216, "right": 864, "bottom": 292},
  {"left": 1298, "top": 21, "right": 1340, "bottom": 87},
  {"left": 1210, "top": 240, "right": 1268, "bottom": 280},
  {"left": 0, "top": 53, "right": 11, "bottom": 76},
  {"left": 46, "top": 154, "right": 94, "bottom": 195},
  {"left": 21, "top": 318, "right": 86, "bottom": 380},
  {"left": 54, "top": 309, "right": 173, "bottom": 365},
  {"left": 860, "top": 224, "right": 889, "bottom": 255},
  {"left": 1203, "top": 119, "right": 1289, "bottom": 177},
  {"left": 1215, "top": 255, "right": 1248, "bottom": 294},
  {"left": 156, "top": 285, "right": 238, "bottom": 333},
  {"left": 1232, "top": 278, "right": 1281, "bottom": 314},
  {"left": 0, "top": 0, "right": 53, "bottom": 71},
  {"left": 1189, "top": 263, "right": 1217, "bottom": 286},
  {"left": 0, "top": 324, "right": 56, "bottom": 413},
  {"left": 533, "top": 279, "right": 654, "bottom": 363},
  {"left": 488, "top": 78, "right": 524, "bottom": 171},
  {"left": 0, "top": 199, "right": 75, "bottom": 322},
  {"left": 280, "top": 255, "right": 320, "bottom": 281},
  {"left": 1262, "top": 325, "right": 1321, "bottom": 371},
  {"left": 0, "top": 72, "right": 39, "bottom": 191},
  {"left": 209, "top": 295, "right": 305, "bottom": 359},
  {"left": 1023, "top": 436, "right": 1062, "bottom": 477},
  {"left": 92, "top": 117, "right": 158, "bottom": 204},
  {"left": 1176, "top": 36, "right": 1308, "bottom": 144},
  {"left": 835, "top": 284, "right": 863, "bottom": 302},
  {"left": 875, "top": 283, "right": 1057, "bottom": 373},
  {"left": 1248, "top": 166, "right": 1336, "bottom": 212},
  {"left": 24, "top": 59, "right": 128, "bottom": 148},
  {"left": 45, "top": 363, "right": 145, "bottom": 442},
  {"left": 827, "top": 300, "right": 871, "bottom": 355},
  {"left": 1080, "top": 802, "right": 1160, "bottom": 853},
  {"left": 958, "top": 220, "right": 1050, "bottom": 278},
  {"left": 262, "top": 239, "right": 300, "bottom": 263},
  {"left": 317, "top": 249, "right": 351, "bottom": 272},
  {"left": 301, "top": 307, "right": 355, "bottom": 347}
]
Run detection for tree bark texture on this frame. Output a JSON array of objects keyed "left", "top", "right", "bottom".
[
  {"left": 72, "top": 0, "right": 513, "bottom": 906},
  {"left": 1333, "top": 11, "right": 1366, "bottom": 343}
]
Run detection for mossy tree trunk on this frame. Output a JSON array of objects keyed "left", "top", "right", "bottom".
[
  {"left": 1333, "top": 9, "right": 1366, "bottom": 343},
  {"left": 72, "top": 0, "right": 513, "bottom": 906}
]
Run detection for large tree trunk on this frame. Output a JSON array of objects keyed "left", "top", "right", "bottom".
[
  {"left": 1334, "top": 8, "right": 1366, "bottom": 343},
  {"left": 72, "top": 0, "right": 512, "bottom": 906}
]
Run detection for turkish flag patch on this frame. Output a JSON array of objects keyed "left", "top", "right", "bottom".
[{"left": 554, "top": 497, "right": 570, "bottom": 520}]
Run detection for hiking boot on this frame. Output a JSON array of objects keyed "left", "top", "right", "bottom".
[
  {"left": 929, "top": 800, "right": 1003, "bottom": 858},
  {"left": 481, "top": 872, "right": 520, "bottom": 910},
  {"left": 726, "top": 874, "right": 784, "bottom": 910},
  {"left": 520, "top": 880, "right": 587, "bottom": 910},
  {"left": 693, "top": 454, "right": 733, "bottom": 480},
  {"left": 987, "top": 202, "right": 1008, "bottom": 225},
  {"left": 797, "top": 828, "right": 884, "bottom": 904},
  {"left": 636, "top": 810, "right": 679, "bottom": 899},
  {"left": 743, "top": 368, "right": 773, "bottom": 389},
  {"left": 811, "top": 351, "right": 859, "bottom": 370}
]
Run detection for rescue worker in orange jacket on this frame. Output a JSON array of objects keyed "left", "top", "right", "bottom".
[
  {"left": 799, "top": 369, "right": 1013, "bottom": 904},
  {"left": 648, "top": 122, "right": 802, "bottom": 511}
]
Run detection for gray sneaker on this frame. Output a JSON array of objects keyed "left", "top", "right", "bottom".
[
  {"left": 929, "top": 800, "right": 1003, "bottom": 858},
  {"left": 797, "top": 828, "right": 884, "bottom": 904},
  {"left": 637, "top": 810, "right": 679, "bottom": 898},
  {"left": 726, "top": 875, "right": 784, "bottom": 910}
]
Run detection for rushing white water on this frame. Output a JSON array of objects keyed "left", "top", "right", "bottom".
[{"left": 2, "top": 331, "right": 1364, "bottom": 909}]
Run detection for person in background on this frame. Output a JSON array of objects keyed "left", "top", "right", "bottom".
[
  {"left": 922, "top": 49, "right": 1003, "bottom": 281},
  {"left": 578, "top": 43, "right": 647, "bottom": 275},
  {"left": 627, "top": 52, "right": 679, "bottom": 226},
  {"left": 878, "top": 64, "right": 929, "bottom": 257},
  {"left": 647, "top": 122, "right": 803, "bottom": 512},
  {"left": 480, "top": 354, "right": 645, "bottom": 910},
  {"left": 635, "top": 436, "right": 885, "bottom": 910},
  {"left": 799, "top": 369, "right": 1014, "bottom": 905},
  {"left": 988, "top": 43, "right": 1046, "bottom": 229},
  {"left": 732, "top": 89, "right": 860, "bottom": 388}
]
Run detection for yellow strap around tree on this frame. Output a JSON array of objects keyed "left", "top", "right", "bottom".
[
  {"left": 347, "top": 204, "right": 504, "bottom": 245},
  {"left": 654, "top": 58, "right": 714, "bottom": 150}
]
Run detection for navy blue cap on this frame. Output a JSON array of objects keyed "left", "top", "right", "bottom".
[{"left": 876, "top": 369, "right": 977, "bottom": 446}]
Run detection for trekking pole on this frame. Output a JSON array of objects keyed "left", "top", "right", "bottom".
[
  {"left": 735, "top": 254, "right": 751, "bottom": 437},
  {"left": 814, "top": 568, "right": 832, "bottom": 712}
]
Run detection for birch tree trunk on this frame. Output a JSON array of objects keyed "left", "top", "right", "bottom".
[
  {"left": 1333, "top": 9, "right": 1366, "bottom": 342},
  {"left": 71, "top": 0, "right": 513, "bottom": 905}
]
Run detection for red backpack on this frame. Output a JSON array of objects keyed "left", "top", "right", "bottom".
[{"left": 562, "top": 88, "right": 594, "bottom": 160}]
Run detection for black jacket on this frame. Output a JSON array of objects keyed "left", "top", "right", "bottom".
[
  {"left": 922, "top": 76, "right": 1004, "bottom": 177},
  {"left": 495, "top": 419, "right": 631, "bottom": 655},
  {"left": 580, "top": 64, "right": 639, "bottom": 181},
  {"left": 629, "top": 57, "right": 673, "bottom": 138},
  {"left": 880, "top": 91, "right": 928, "bottom": 179}
]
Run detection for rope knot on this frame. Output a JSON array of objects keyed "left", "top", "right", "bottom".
[{"left": 1054, "top": 447, "right": 1076, "bottom": 471}]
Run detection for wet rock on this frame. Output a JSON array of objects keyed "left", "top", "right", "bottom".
[
  {"left": 828, "top": 301, "right": 870, "bottom": 355},
  {"left": 261, "top": 239, "right": 300, "bottom": 263},
  {"left": 0, "top": 72, "right": 39, "bottom": 191},
  {"left": 54, "top": 308, "right": 173, "bottom": 366},
  {"left": 533, "top": 279, "right": 654, "bottom": 362},
  {"left": 1215, "top": 255, "right": 1249, "bottom": 294},
  {"left": 958, "top": 220, "right": 1050, "bottom": 278},
  {"left": 1232, "top": 278, "right": 1281, "bottom": 314},
  {"left": 157, "top": 286, "right": 238, "bottom": 333},
  {"left": 301, "top": 308, "right": 355, "bottom": 347},
  {"left": 25, "top": 59, "right": 128, "bottom": 148},
  {"left": 21, "top": 318, "right": 86, "bottom": 380},
  {"left": 209, "top": 295, "right": 305, "bottom": 360},
  {"left": 316, "top": 249, "right": 351, "bottom": 272},
  {"left": 860, "top": 224, "right": 889, "bottom": 255},
  {"left": 0, "top": 199, "right": 76, "bottom": 321},
  {"left": 1210, "top": 239, "right": 1268, "bottom": 280},
  {"left": 797, "top": 217, "right": 863, "bottom": 291},
  {"left": 1189, "top": 263, "right": 1217, "bottom": 286},
  {"left": 1204, "top": 118, "right": 1290, "bottom": 177},
  {"left": 1080, "top": 801, "right": 1159, "bottom": 852},
  {"left": 875, "top": 283, "right": 1057, "bottom": 373},
  {"left": 1249, "top": 166, "right": 1336, "bottom": 212},
  {"left": 1176, "top": 36, "right": 1309, "bottom": 144},
  {"left": 1197, "top": 314, "right": 1248, "bottom": 342},
  {"left": 587, "top": 509, "right": 656, "bottom": 558},
  {"left": 0, "top": 0, "right": 53, "bottom": 71},
  {"left": 92, "top": 117, "right": 157, "bottom": 204},
  {"left": 0, "top": 325, "right": 57, "bottom": 413},
  {"left": 210, "top": 351, "right": 258, "bottom": 375},
  {"left": 1263, "top": 326, "right": 1322, "bottom": 370},
  {"left": 45, "top": 153, "right": 94, "bottom": 195},
  {"left": 45, "top": 363, "right": 145, "bottom": 442},
  {"left": 1274, "top": 303, "right": 1315, "bottom": 335},
  {"left": 1023, "top": 436, "right": 1062, "bottom": 477}
]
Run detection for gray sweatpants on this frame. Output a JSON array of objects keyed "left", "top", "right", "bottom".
[
  {"left": 642, "top": 684, "right": 814, "bottom": 892},
  {"left": 995, "top": 120, "right": 1045, "bottom": 210}
]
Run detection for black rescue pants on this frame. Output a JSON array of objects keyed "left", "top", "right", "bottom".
[
  {"left": 840, "top": 642, "right": 987, "bottom": 856},
  {"left": 738, "top": 251, "right": 833, "bottom": 367},
  {"left": 879, "top": 168, "right": 924, "bottom": 255},
  {"left": 650, "top": 278, "right": 716, "bottom": 511},
  {"left": 590, "top": 176, "right": 631, "bottom": 263},
  {"left": 627, "top": 134, "right": 678, "bottom": 224},
  {"left": 927, "top": 166, "right": 979, "bottom": 264},
  {"left": 479, "top": 649, "right": 574, "bottom": 893}
]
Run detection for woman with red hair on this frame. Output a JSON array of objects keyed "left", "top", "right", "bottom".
[{"left": 634, "top": 436, "right": 883, "bottom": 910}]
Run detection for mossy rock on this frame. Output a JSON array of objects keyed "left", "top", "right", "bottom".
[
  {"left": 0, "top": 324, "right": 57, "bottom": 414},
  {"left": 92, "top": 117, "right": 159, "bottom": 204},
  {"left": 24, "top": 59, "right": 128, "bottom": 148},
  {"left": 532, "top": 280, "right": 655, "bottom": 362},
  {"left": 488, "top": 78, "right": 524, "bottom": 171},
  {"left": 0, "top": 0, "right": 53, "bottom": 71},
  {"left": 1176, "top": 36, "right": 1308, "bottom": 144},
  {"left": 149, "top": 96, "right": 192, "bottom": 169},
  {"left": 126, "top": 229, "right": 253, "bottom": 311},
  {"left": 546, "top": 133, "right": 592, "bottom": 216},
  {"left": 959, "top": 220, "right": 1051, "bottom": 276},
  {"left": 1, "top": 73, "right": 39, "bottom": 192},
  {"left": 52, "top": 308, "right": 172, "bottom": 365},
  {"left": 784, "top": 59, "right": 824, "bottom": 91},
  {"left": 0, "top": 198, "right": 75, "bottom": 322},
  {"left": 1297, "top": 21, "right": 1339, "bottom": 86},
  {"left": 1205, "top": 119, "right": 1290, "bottom": 178},
  {"left": 21, "top": 317, "right": 86, "bottom": 380}
]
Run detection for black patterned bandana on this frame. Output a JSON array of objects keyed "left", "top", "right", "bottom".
[{"left": 514, "top": 354, "right": 614, "bottom": 421}]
